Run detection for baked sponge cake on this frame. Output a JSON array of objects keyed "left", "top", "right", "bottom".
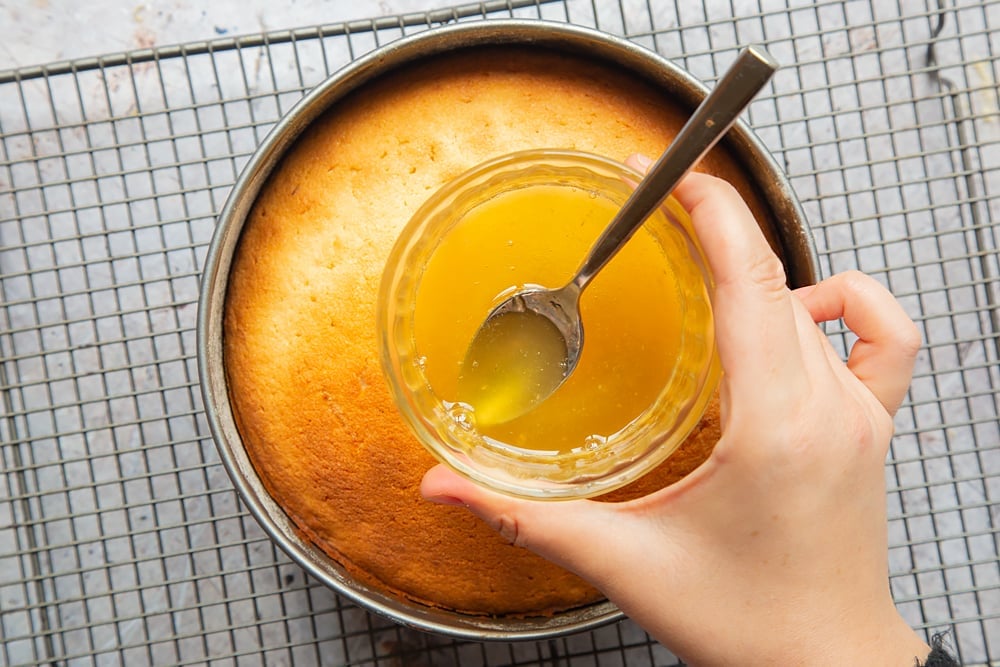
[{"left": 223, "top": 46, "right": 761, "bottom": 615}]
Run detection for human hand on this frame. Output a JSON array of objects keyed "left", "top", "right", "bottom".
[{"left": 421, "top": 159, "right": 929, "bottom": 666}]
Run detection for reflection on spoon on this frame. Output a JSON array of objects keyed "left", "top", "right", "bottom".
[{"left": 456, "top": 306, "right": 569, "bottom": 426}]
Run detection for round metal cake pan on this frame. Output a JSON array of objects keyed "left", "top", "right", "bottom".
[{"left": 198, "top": 19, "right": 819, "bottom": 640}]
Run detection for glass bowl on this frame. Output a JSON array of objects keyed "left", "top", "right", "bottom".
[{"left": 378, "top": 149, "right": 720, "bottom": 499}]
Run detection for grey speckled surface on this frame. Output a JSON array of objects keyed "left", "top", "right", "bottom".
[
  {"left": 0, "top": 0, "right": 452, "bottom": 70},
  {"left": 1, "top": 1, "right": 998, "bottom": 665}
]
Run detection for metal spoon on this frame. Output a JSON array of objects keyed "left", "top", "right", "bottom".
[{"left": 458, "top": 45, "right": 779, "bottom": 425}]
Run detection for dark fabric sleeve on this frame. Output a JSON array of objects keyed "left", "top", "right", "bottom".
[{"left": 917, "top": 633, "right": 961, "bottom": 667}]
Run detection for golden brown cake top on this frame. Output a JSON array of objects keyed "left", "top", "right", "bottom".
[{"left": 224, "top": 46, "right": 740, "bottom": 615}]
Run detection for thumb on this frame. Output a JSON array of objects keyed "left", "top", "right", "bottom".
[{"left": 421, "top": 464, "right": 629, "bottom": 582}]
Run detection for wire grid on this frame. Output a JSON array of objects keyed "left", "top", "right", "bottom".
[{"left": 1, "top": 0, "right": 998, "bottom": 664}]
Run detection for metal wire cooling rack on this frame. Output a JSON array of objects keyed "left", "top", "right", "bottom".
[{"left": 1, "top": 0, "right": 998, "bottom": 664}]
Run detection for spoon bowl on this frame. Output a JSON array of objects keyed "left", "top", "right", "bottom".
[
  {"left": 458, "top": 45, "right": 779, "bottom": 423},
  {"left": 457, "top": 284, "right": 581, "bottom": 425}
]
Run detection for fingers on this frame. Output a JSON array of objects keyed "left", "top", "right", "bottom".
[
  {"left": 421, "top": 465, "right": 627, "bottom": 581},
  {"left": 668, "top": 168, "right": 809, "bottom": 399},
  {"left": 795, "top": 271, "right": 921, "bottom": 415},
  {"left": 628, "top": 154, "right": 807, "bottom": 397}
]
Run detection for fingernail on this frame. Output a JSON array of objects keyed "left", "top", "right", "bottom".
[
  {"left": 495, "top": 515, "right": 520, "bottom": 545},
  {"left": 633, "top": 153, "right": 654, "bottom": 169},
  {"left": 426, "top": 494, "right": 467, "bottom": 507}
]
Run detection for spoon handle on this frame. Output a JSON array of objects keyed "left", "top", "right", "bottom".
[{"left": 570, "top": 45, "right": 779, "bottom": 292}]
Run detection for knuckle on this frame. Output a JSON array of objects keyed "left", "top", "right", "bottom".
[
  {"left": 770, "top": 415, "right": 813, "bottom": 459},
  {"left": 872, "top": 408, "right": 895, "bottom": 449},
  {"left": 845, "top": 407, "right": 878, "bottom": 450},
  {"left": 848, "top": 397, "right": 894, "bottom": 458},
  {"left": 722, "top": 384, "right": 894, "bottom": 473},
  {"left": 897, "top": 320, "right": 923, "bottom": 359},
  {"left": 841, "top": 270, "right": 922, "bottom": 356},
  {"left": 840, "top": 269, "right": 870, "bottom": 287},
  {"left": 743, "top": 250, "right": 788, "bottom": 298},
  {"left": 838, "top": 269, "right": 879, "bottom": 301}
]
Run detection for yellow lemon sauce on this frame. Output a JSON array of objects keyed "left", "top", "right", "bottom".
[
  {"left": 413, "top": 183, "right": 702, "bottom": 455},
  {"left": 457, "top": 308, "right": 569, "bottom": 426}
]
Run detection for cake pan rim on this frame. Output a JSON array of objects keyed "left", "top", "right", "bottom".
[{"left": 197, "top": 17, "right": 818, "bottom": 641}]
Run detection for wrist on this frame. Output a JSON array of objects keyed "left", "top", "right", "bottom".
[
  {"left": 765, "top": 604, "right": 931, "bottom": 667},
  {"left": 815, "top": 609, "right": 931, "bottom": 667},
  {"left": 645, "top": 604, "right": 932, "bottom": 667}
]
